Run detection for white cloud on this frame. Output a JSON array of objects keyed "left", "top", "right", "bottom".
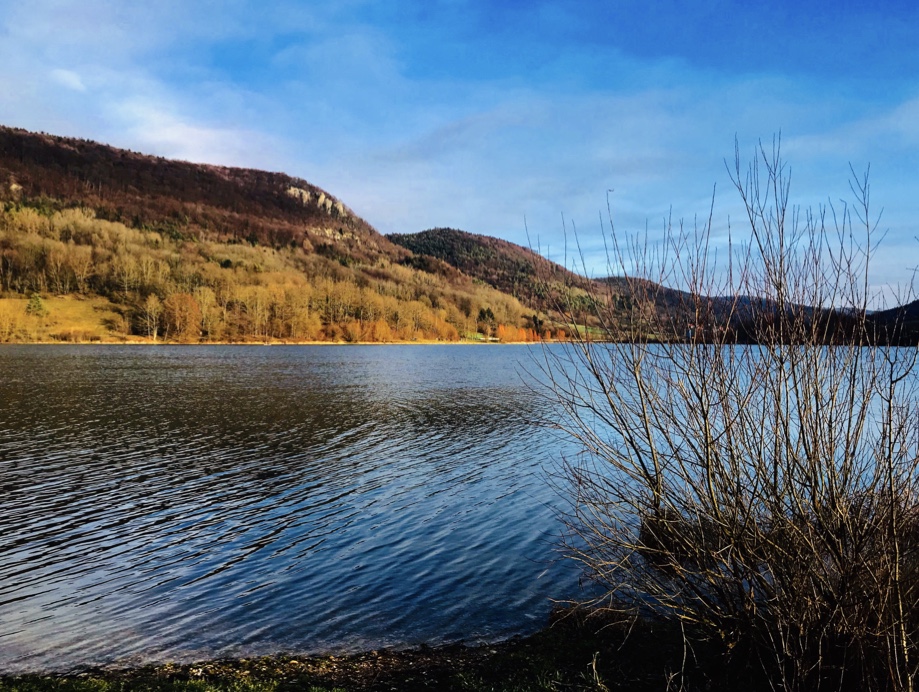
[{"left": 50, "top": 68, "right": 86, "bottom": 92}]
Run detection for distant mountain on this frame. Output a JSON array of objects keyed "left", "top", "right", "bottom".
[{"left": 866, "top": 300, "right": 919, "bottom": 344}]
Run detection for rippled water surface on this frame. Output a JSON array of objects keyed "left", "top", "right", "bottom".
[{"left": 0, "top": 345, "right": 580, "bottom": 672}]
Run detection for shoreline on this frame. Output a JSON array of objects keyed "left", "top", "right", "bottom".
[
  {"left": 0, "top": 612, "right": 676, "bottom": 691},
  {"left": 0, "top": 610, "right": 738, "bottom": 691}
]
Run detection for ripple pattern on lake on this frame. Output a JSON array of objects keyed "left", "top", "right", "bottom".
[{"left": 0, "top": 345, "right": 579, "bottom": 672}]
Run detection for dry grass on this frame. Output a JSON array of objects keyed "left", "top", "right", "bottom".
[{"left": 0, "top": 296, "right": 128, "bottom": 343}]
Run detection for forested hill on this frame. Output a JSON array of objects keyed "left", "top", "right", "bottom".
[
  {"left": 0, "top": 125, "right": 397, "bottom": 259},
  {"left": 387, "top": 227, "right": 919, "bottom": 345},
  {"left": 0, "top": 126, "right": 541, "bottom": 343},
  {"left": 387, "top": 227, "right": 594, "bottom": 312}
]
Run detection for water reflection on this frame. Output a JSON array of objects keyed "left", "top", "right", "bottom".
[{"left": 0, "top": 345, "right": 579, "bottom": 672}]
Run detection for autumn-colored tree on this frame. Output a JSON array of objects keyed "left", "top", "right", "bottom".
[
  {"left": 289, "top": 307, "right": 323, "bottom": 341},
  {"left": 367, "top": 318, "right": 393, "bottom": 342},
  {"left": 439, "top": 321, "right": 460, "bottom": 341},
  {"left": 162, "top": 292, "right": 201, "bottom": 341},
  {"left": 69, "top": 245, "right": 94, "bottom": 293},
  {"left": 193, "top": 286, "right": 219, "bottom": 340},
  {"left": 341, "top": 320, "right": 363, "bottom": 343}
]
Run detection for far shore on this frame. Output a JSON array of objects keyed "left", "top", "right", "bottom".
[
  {"left": 0, "top": 333, "right": 569, "bottom": 346},
  {"left": 0, "top": 338, "right": 560, "bottom": 346},
  {"left": 0, "top": 296, "right": 569, "bottom": 349}
]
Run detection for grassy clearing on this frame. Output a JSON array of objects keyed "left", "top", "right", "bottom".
[{"left": 0, "top": 296, "right": 127, "bottom": 343}]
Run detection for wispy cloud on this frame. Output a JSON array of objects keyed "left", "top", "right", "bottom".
[
  {"left": 50, "top": 69, "right": 86, "bottom": 92},
  {"left": 113, "top": 97, "right": 285, "bottom": 168}
]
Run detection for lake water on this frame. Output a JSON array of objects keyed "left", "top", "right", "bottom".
[{"left": 0, "top": 344, "right": 582, "bottom": 672}]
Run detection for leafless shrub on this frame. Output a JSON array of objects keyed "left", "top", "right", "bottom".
[{"left": 539, "top": 139, "right": 919, "bottom": 690}]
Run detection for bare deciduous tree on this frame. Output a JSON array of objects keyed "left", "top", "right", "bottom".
[
  {"left": 541, "top": 140, "right": 919, "bottom": 690},
  {"left": 141, "top": 293, "right": 162, "bottom": 341}
]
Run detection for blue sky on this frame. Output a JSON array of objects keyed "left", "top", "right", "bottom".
[{"left": 1, "top": 1, "right": 917, "bottom": 301}]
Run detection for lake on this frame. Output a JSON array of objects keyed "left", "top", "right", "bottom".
[{"left": 0, "top": 344, "right": 582, "bottom": 672}]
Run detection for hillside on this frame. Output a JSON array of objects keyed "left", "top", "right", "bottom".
[
  {"left": 0, "top": 126, "right": 538, "bottom": 343},
  {"left": 864, "top": 300, "right": 919, "bottom": 344},
  {"left": 388, "top": 227, "right": 703, "bottom": 337}
]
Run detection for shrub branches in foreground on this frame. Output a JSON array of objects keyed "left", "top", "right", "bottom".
[{"left": 540, "top": 141, "right": 919, "bottom": 690}]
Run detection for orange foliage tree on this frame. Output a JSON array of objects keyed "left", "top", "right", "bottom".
[{"left": 163, "top": 292, "right": 202, "bottom": 341}]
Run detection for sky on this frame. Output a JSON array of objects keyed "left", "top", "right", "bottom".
[{"left": 1, "top": 0, "right": 917, "bottom": 302}]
